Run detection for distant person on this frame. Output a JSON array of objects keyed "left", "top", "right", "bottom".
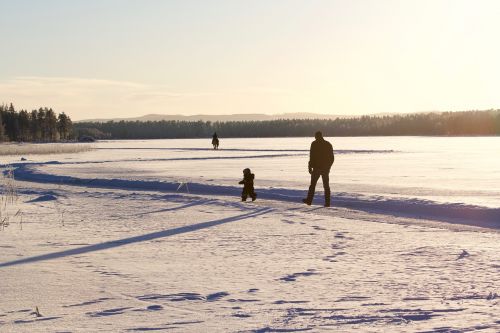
[
  {"left": 239, "top": 168, "right": 257, "bottom": 202},
  {"left": 303, "top": 131, "right": 334, "bottom": 207},
  {"left": 212, "top": 132, "right": 219, "bottom": 150}
]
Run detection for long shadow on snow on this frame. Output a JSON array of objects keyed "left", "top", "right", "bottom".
[
  {"left": 97, "top": 147, "right": 395, "bottom": 154},
  {"left": 1, "top": 149, "right": 394, "bottom": 168},
  {"left": 98, "top": 147, "right": 310, "bottom": 152},
  {"left": 2, "top": 153, "right": 306, "bottom": 167},
  {"left": 0, "top": 207, "right": 272, "bottom": 268}
]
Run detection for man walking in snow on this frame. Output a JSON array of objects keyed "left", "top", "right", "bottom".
[{"left": 303, "top": 131, "right": 334, "bottom": 207}]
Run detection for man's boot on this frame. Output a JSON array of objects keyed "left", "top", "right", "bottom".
[
  {"left": 324, "top": 189, "right": 331, "bottom": 207},
  {"left": 302, "top": 190, "right": 314, "bottom": 205}
]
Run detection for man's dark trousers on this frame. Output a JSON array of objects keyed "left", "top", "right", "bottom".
[{"left": 306, "top": 168, "right": 331, "bottom": 205}]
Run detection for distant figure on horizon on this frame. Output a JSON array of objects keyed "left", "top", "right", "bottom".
[
  {"left": 212, "top": 132, "right": 219, "bottom": 150},
  {"left": 303, "top": 131, "right": 334, "bottom": 207},
  {"left": 239, "top": 168, "right": 257, "bottom": 202}
]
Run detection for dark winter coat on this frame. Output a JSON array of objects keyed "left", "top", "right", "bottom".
[
  {"left": 239, "top": 173, "right": 255, "bottom": 189},
  {"left": 308, "top": 138, "right": 334, "bottom": 171}
]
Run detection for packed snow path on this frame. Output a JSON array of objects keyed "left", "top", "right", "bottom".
[{"left": 1, "top": 181, "right": 498, "bottom": 332}]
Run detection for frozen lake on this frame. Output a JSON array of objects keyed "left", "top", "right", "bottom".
[{"left": 43, "top": 137, "right": 500, "bottom": 207}]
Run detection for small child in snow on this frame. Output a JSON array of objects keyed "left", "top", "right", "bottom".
[{"left": 239, "top": 168, "right": 257, "bottom": 202}]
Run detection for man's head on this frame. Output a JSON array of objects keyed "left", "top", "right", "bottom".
[{"left": 315, "top": 131, "right": 323, "bottom": 140}]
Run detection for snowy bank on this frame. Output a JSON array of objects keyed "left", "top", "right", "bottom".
[{"left": 8, "top": 162, "right": 500, "bottom": 230}]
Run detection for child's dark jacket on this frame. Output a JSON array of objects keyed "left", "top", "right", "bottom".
[{"left": 239, "top": 173, "right": 255, "bottom": 188}]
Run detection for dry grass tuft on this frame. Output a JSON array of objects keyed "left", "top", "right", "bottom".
[
  {"left": 0, "top": 143, "right": 93, "bottom": 156},
  {"left": 0, "top": 167, "right": 19, "bottom": 230}
]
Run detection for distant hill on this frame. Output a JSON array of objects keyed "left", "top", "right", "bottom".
[{"left": 76, "top": 112, "right": 354, "bottom": 123}]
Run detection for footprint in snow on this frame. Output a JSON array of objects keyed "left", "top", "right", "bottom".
[
  {"left": 146, "top": 305, "right": 163, "bottom": 311},
  {"left": 456, "top": 250, "right": 469, "bottom": 260},
  {"left": 87, "top": 307, "right": 132, "bottom": 317},
  {"left": 206, "top": 292, "right": 230, "bottom": 302},
  {"left": 312, "top": 225, "right": 326, "bottom": 230},
  {"left": 279, "top": 269, "right": 318, "bottom": 282},
  {"left": 27, "top": 194, "right": 57, "bottom": 203}
]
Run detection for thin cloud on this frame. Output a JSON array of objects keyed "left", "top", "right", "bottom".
[{"left": 0, "top": 76, "right": 293, "bottom": 120}]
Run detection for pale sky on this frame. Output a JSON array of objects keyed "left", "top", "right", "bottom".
[{"left": 1, "top": 0, "right": 499, "bottom": 120}]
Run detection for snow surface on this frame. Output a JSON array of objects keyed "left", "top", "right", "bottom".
[{"left": 1, "top": 137, "right": 499, "bottom": 332}]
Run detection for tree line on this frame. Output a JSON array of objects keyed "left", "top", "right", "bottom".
[
  {"left": 75, "top": 110, "right": 500, "bottom": 139},
  {"left": 0, "top": 103, "right": 73, "bottom": 142}
]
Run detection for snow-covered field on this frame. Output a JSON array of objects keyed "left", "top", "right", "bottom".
[{"left": 1, "top": 137, "right": 499, "bottom": 332}]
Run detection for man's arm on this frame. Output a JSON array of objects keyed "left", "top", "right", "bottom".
[
  {"left": 308, "top": 142, "right": 314, "bottom": 174},
  {"left": 328, "top": 142, "right": 334, "bottom": 168}
]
